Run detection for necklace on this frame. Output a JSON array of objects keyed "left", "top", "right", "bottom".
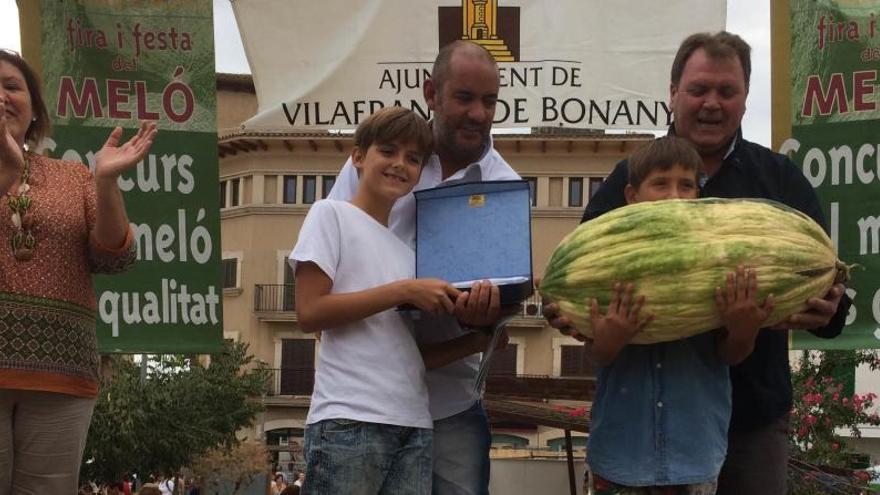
[{"left": 8, "top": 152, "right": 35, "bottom": 261}]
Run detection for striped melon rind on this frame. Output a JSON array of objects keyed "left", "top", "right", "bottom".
[{"left": 540, "top": 198, "right": 847, "bottom": 344}]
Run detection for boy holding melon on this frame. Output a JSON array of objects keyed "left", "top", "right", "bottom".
[
  {"left": 289, "top": 107, "right": 462, "bottom": 495},
  {"left": 586, "top": 136, "right": 774, "bottom": 495}
]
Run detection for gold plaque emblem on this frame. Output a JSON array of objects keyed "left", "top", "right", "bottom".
[{"left": 469, "top": 194, "right": 486, "bottom": 207}]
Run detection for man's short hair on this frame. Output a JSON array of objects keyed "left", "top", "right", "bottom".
[
  {"left": 670, "top": 31, "right": 751, "bottom": 89},
  {"left": 627, "top": 136, "right": 702, "bottom": 189},
  {"left": 354, "top": 106, "right": 433, "bottom": 164},
  {"left": 430, "top": 40, "right": 496, "bottom": 92}
]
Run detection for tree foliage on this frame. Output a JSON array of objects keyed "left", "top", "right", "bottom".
[
  {"left": 81, "top": 341, "right": 271, "bottom": 484},
  {"left": 788, "top": 349, "right": 880, "bottom": 494},
  {"left": 190, "top": 441, "right": 270, "bottom": 494}
]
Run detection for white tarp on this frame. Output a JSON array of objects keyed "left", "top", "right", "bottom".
[{"left": 233, "top": 0, "right": 726, "bottom": 131}]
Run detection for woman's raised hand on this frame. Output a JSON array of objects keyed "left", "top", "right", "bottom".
[
  {"left": 0, "top": 100, "right": 25, "bottom": 179},
  {"left": 94, "top": 122, "right": 158, "bottom": 180}
]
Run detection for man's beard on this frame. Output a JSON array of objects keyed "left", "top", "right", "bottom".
[{"left": 438, "top": 124, "right": 485, "bottom": 164}]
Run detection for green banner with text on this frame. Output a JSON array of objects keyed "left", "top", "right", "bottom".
[
  {"left": 785, "top": 0, "right": 880, "bottom": 350},
  {"left": 30, "top": 0, "right": 222, "bottom": 353}
]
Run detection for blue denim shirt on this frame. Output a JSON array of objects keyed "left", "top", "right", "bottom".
[{"left": 587, "top": 332, "right": 731, "bottom": 486}]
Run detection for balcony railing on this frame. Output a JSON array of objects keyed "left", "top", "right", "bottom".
[
  {"left": 266, "top": 367, "right": 314, "bottom": 396},
  {"left": 255, "top": 284, "right": 295, "bottom": 312}
]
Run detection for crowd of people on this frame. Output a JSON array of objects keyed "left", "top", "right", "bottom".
[
  {"left": 75, "top": 470, "right": 305, "bottom": 495},
  {"left": 76, "top": 474, "right": 196, "bottom": 495},
  {"left": 271, "top": 471, "right": 305, "bottom": 495}
]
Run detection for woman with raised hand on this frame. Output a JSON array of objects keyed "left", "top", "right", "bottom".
[{"left": 0, "top": 48, "right": 155, "bottom": 494}]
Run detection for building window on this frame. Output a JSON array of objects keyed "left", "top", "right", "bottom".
[
  {"left": 560, "top": 344, "right": 596, "bottom": 377},
  {"left": 322, "top": 175, "right": 336, "bottom": 199},
  {"left": 524, "top": 177, "right": 537, "bottom": 207},
  {"left": 283, "top": 262, "right": 295, "bottom": 311},
  {"left": 222, "top": 258, "right": 238, "bottom": 289},
  {"left": 283, "top": 175, "right": 297, "bottom": 204},
  {"left": 568, "top": 177, "right": 583, "bottom": 207},
  {"left": 488, "top": 343, "right": 518, "bottom": 376},
  {"left": 219, "top": 181, "right": 227, "bottom": 208},
  {"left": 280, "top": 339, "right": 315, "bottom": 396},
  {"left": 303, "top": 175, "right": 317, "bottom": 204},
  {"left": 230, "top": 178, "right": 240, "bottom": 207},
  {"left": 589, "top": 177, "right": 604, "bottom": 200}
]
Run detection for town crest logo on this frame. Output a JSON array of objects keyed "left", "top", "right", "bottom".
[{"left": 439, "top": 0, "right": 520, "bottom": 62}]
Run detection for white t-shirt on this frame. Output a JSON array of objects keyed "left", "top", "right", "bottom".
[
  {"left": 289, "top": 200, "right": 432, "bottom": 429},
  {"left": 158, "top": 479, "right": 174, "bottom": 495},
  {"left": 328, "top": 140, "right": 520, "bottom": 419}
]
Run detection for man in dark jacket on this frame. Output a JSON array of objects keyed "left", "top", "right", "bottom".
[{"left": 545, "top": 31, "right": 849, "bottom": 495}]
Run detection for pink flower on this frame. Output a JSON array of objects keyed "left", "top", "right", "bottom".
[
  {"left": 832, "top": 442, "right": 840, "bottom": 451},
  {"left": 805, "top": 415, "right": 818, "bottom": 426},
  {"left": 797, "top": 427, "right": 808, "bottom": 438},
  {"left": 842, "top": 397, "right": 849, "bottom": 405},
  {"left": 568, "top": 406, "right": 588, "bottom": 417},
  {"left": 848, "top": 396, "right": 864, "bottom": 413}
]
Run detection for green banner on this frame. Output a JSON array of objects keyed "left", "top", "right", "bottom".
[
  {"left": 33, "top": 0, "right": 222, "bottom": 353},
  {"left": 786, "top": 0, "right": 880, "bottom": 349}
]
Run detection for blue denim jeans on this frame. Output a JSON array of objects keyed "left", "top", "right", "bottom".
[
  {"left": 302, "top": 419, "right": 432, "bottom": 495},
  {"left": 432, "top": 401, "right": 490, "bottom": 495}
]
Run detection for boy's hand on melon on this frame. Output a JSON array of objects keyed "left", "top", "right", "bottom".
[
  {"left": 541, "top": 298, "right": 586, "bottom": 342},
  {"left": 715, "top": 265, "right": 774, "bottom": 338},
  {"left": 590, "top": 282, "right": 653, "bottom": 346},
  {"left": 539, "top": 276, "right": 587, "bottom": 342}
]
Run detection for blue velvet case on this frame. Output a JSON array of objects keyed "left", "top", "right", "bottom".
[{"left": 414, "top": 180, "right": 534, "bottom": 305}]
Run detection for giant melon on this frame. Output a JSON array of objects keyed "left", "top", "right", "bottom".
[{"left": 539, "top": 198, "right": 849, "bottom": 344}]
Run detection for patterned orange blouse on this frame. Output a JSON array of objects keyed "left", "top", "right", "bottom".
[{"left": 0, "top": 153, "right": 135, "bottom": 398}]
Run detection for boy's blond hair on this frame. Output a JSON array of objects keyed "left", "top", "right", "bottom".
[
  {"left": 627, "top": 136, "right": 702, "bottom": 189},
  {"left": 354, "top": 107, "right": 433, "bottom": 164}
]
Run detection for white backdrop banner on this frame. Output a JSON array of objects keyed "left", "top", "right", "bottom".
[{"left": 233, "top": 0, "right": 726, "bottom": 131}]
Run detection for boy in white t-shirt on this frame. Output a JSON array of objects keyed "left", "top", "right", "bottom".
[{"left": 290, "top": 107, "right": 461, "bottom": 495}]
